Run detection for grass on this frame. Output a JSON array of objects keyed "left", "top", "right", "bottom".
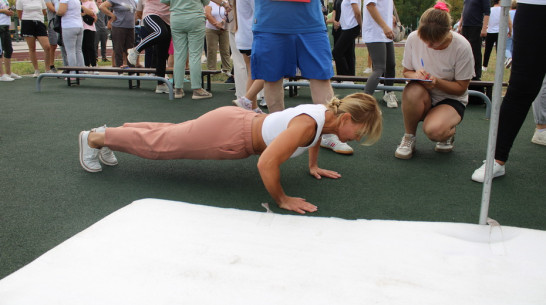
[{"left": 9, "top": 45, "right": 511, "bottom": 83}]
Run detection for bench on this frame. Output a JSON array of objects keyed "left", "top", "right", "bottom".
[
  {"left": 56, "top": 66, "right": 221, "bottom": 91},
  {"left": 284, "top": 76, "right": 507, "bottom": 119}
]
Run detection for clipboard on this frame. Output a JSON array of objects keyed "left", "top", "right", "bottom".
[{"left": 379, "top": 77, "right": 432, "bottom": 82}]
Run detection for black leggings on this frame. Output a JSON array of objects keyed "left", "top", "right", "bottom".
[
  {"left": 82, "top": 29, "right": 96, "bottom": 66},
  {"left": 495, "top": 3, "right": 546, "bottom": 162},
  {"left": 135, "top": 14, "right": 171, "bottom": 82},
  {"left": 332, "top": 25, "right": 360, "bottom": 76},
  {"left": 483, "top": 32, "right": 498, "bottom": 68},
  {"left": 364, "top": 41, "right": 396, "bottom": 94}
]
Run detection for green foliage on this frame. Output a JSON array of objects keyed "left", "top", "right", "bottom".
[{"left": 395, "top": 0, "right": 464, "bottom": 30}]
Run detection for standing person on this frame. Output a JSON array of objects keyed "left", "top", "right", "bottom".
[
  {"left": 81, "top": 0, "right": 99, "bottom": 69},
  {"left": 252, "top": 0, "right": 354, "bottom": 155},
  {"left": 44, "top": 0, "right": 60, "bottom": 73},
  {"left": 78, "top": 93, "right": 382, "bottom": 214},
  {"left": 394, "top": 2, "right": 474, "bottom": 160},
  {"left": 329, "top": 0, "right": 342, "bottom": 50},
  {"left": 99, "top": 0, "right": 136, "bottom": 68},
  {"left": 471, "top": 0, "right": 545, "bottom": 182},
  {"left": 362, "top": 0, "right": 398, "bottom": 108},
  {"left": 94, "top": 0, "right": 109, "bottom": 62},
  {"left": 0, "top": 0, "right": 22, "bottom": 80},
  {"left": 16, "top": 0, "right": 52, "bottom": 77},
  {"left": 160, "top": 0, "right": 229, "bottom": 100},
  {"left": 57, "top": 0, "right": 93, "bottom": 74},
  {"left": 458, "top": 0, "right": 490, "bottom": 81},
  {"left": 204, "top": 0, "right": 230, "bottom": 74},
  {"left": 227, "top": 0, "right": 246, "bottom": 101},
  {"left": 126, "top": 0, "right": 171, "bottom": 94},
  {"left": 331, "top": 0, "right": 361, "bottom": 76},
  {"left": 482, "top": 0, "right": 512, "bottom": 72}
]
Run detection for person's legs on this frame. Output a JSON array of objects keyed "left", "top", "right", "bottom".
[
  {"left": 218, "top": 30, "right": 231, "bottom": 73},
  {"left": 364, "top": 42, "right": 387, "bottom": 95},
  {"left": 111, "top": 27, "right": 124, "bottom": 67},
  {"left": 82, "top": 29, "right": 96, "bottom": 66},
  {"left": 172, "top": 29, "right": 188, "bottom": 91},
  {"left": 0, "top": 25, "right": 14, "bottom": 75},
  {"left": 331, "top": 29, "right": 353, "bottom": 75},
  {"left": 309, "top": 79, "right": 333, "bottom": 105},
  {"left": 62, "top": 28, "right": 78, "bottom": 68},
  {"left": 462, "top": 26, "right": 483, "bottom": 80},
  {"left": 422, "top": 105, "right": 461, "bottom": 142},
  {"left": 187, "top": 20, "right": 206, "bottom": 91},
  {"left": 25, "top": 36, "right": 39, "bottom": 71},
  {"left": 264, "top": 79, "right": 285, "bottom": 113},
  {"left": 401, "top": 82, "right": 432, "bottom": 135},
  {"left": 228, "top": 31, "right": 247, "bottom": 99},
  {"left": 483, "top": 32, "right": 497, "bottom": 68},
  {"left": 205, "top": 28, "right": 219, "bottom": 70},
  {"left": 74, "top": 28, "right": 85, "bottom": 68}
]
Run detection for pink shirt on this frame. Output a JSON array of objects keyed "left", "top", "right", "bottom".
[
  {"left": 82, "top": 0, "right": 99, "bottom": 31},
  {"left": 142, "top": 0, "right": 170, "bottom": 25}
]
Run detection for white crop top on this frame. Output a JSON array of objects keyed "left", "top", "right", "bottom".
[{"left": 261, "top": 104, "right": 327, "bottom": 158}]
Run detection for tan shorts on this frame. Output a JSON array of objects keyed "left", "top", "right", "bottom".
[{"left": 105, "top": 106, "right": 259, "bottom": 160}]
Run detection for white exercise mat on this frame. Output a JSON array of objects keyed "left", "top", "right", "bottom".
[{"left": 1, "top": 199, "right": 545, "bottom": 305}]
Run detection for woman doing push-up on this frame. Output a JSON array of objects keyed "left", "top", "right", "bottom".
[{"left": 79, "top": 93, "right": 382, "bottom": 214}]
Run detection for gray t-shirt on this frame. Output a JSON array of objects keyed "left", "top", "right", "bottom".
[
  {"left": 108, "top": 0, "right": 136, "bottom": 28},
  {"left": 44, "top": 0, "right": 59, "bottom": 21}
]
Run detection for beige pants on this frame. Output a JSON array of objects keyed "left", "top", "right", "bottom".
[{"left": 205, "top": 28, "right": 231, "bottom": 72}]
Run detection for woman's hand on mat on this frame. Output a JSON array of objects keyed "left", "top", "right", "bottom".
[
  {"left": 309, "top": 166, "right": 341, "bottom": 180},
  {"left": 277, "top": 196, "right": 318, "bottom": 214}
]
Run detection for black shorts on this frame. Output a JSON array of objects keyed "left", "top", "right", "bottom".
[
  {"left": 0, "top": 25, "right": 13, "bottom": 58},
  {"left": 239, "top": 49, "right": 251, "bottom": 56},
  {"left": 21, "top": 20, "right": 48, "bottom": 38},
  {"left": 435, "top": 98, "right": 466, "bottom": 120}
]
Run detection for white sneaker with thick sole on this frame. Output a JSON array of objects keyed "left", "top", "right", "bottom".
[
  {"left": 127, "top": 48, "right": 139, "bottom": 66},
  {"left": 0, "top": 74, "right": 14, "bottom": 82},
  {"left": 33, "top": 70, "right": 40, "bottom": 78},
  {"left": 320, "top": 134, "right": 354, "bottom": 155},
  {"left": 259, "top": 97, "right": 267, "bottom": 107},
  {"left": 363, "top": 67, "right": 373, "bottom": 74},
  {"left": 232, "top": 96, "right": 253, "bottom": 110},
  {"left": 10, "top": 73, "right": 22, "bottom": 79},
  {"left": 79, "top": 131, "right": 102, "bottom": 172},
  {"left": 383, "top": 91, "right": 398, "bottom": 108},
  {"left": 174, "top": 88, "right": 184, "bottom": 99},
  {"left": 192, "top": 88, "right": 212, "bottom": 100},
  {"left": 471, "top": 160, "right": 505, "bottom": 183},
  {"left": 155, "top": 84, "right": 170, "bottom": 94},
  {"left": 531, "top": 129, "right": 546, "bottom": 146},
  {"left": 435, "top": 135, "right": 455, "bottom": 152},
  {"left": 395, "top": 134, "right": 416, "bottom": 159},
  {"left": 92, "top": 125, "right": 118, "bottom": 166}
]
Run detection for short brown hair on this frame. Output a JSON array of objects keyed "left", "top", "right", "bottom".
[{"left": 418, "top": 2, "right": 452, "bottom": 44}]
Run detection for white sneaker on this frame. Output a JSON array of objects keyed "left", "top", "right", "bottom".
[
  {"left": 127, "top": 47, "right": 139, "bottom": 66},
  {"left": 504, "top": 57, "right": 512, "bottom": 69},
  {"left": 259, "top": 97, "right": 267, "bottom": 107},
  {"left": 155, "top": 83, "right": 170, "bottom": 94},
  {"left": 92, "top": 125, "right": 118, "bottom": 166},
  {"left": 395, "top": 134, "right": 416, "bottom": 159},
  {"left": 93, "top": 71, "right": 100, "bottom": 75},
  {"left": 232, "top": 96, "right": 253, "bottom": 110},
  {"left": 79, "top": 131, "right": 102, "bottom": 172},
  {"left": 363, "top": 67, "right": 373, "bottom": 74},
  {"left": 471, "top": 160, "right": 505, "bottom": 183},
  {"left": 435, "top": 134, "right": 455, "bottom": 152},
  {"left": 320, "top": 134, "right": 354, "bottom": 155},
  {"left": 383, "top": 91, "right": 398, "bottom": 108},
  {"left": 10, "top": 73, "right": 22, "bottom": 79},
  {"left": 531, "top": 129, "right": 546, "bottom": 146},
  {"left": 0, "top": 74, "right": 14, "bottom": 82},
  {"left": 174, "top": 88, "right": 184, "bottom": 99},
  {"left": 33, "top": 70, "right": 40, "bottom": 78},
  {"left": 482, "top": 66, "right": 487, "bottom": 72}
]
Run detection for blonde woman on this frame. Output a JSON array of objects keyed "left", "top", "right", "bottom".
[{"left": 78, "top": 93, "right": 382, "bottom": 214}]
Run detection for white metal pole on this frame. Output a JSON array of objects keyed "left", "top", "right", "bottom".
[{"left": 479, "top": 0, "right": 511, "bottom": 225}]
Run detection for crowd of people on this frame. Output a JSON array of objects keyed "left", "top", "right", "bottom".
[{"left": 1, "top": 0, "right": 544, "bottom": 212}]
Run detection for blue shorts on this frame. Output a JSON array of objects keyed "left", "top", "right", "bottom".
[{"left": 251, "top": 31, "right": 334, "bottom": 82}]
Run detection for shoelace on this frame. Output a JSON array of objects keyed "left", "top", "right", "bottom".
[{"left": 400, "top": 136, "right": 415, "bottom": 148}]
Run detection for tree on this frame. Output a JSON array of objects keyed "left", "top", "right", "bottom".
[{"left": 395, "top": 0, "right": 464, "bottom": 31}]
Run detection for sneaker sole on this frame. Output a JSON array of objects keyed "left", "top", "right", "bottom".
[
  {"left": 531, "top": 138, "right": 546, "bottom": 146},
  {"left": 394, "top": 150, "right": 414, "bottom": 159},
  {"left": 434, "top": 146, "right": 454, "bottom": 153},
  {"left": 192, "top": 95, "right": 212, "bottom": 100},
  {"left": 79, "top": 131, "right": 102, "bottom": 173},
  {"left": 155, "top": 90, "right": 169, "bottom": 94},
  {"left": 319, "top": 144, "right": 354, "bottom": 155}
]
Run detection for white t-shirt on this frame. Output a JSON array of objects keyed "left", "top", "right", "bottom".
[
  {"left": 339, "top": 0, "right": 359, "bottom": 30},
  {"left": 59, "top": 0, "right": 82, "bottom": 28},
  {"left": 235, "top": 0, "right": 253, "bottom": 50},
  {"left": 362, "top": 0, "right": 393, "bottom": 43},
  {"left": 16, "top": 0, "right": 47, "bottom": 21},
  {"left": 487, "top": 6, "right": 500, "bottom": 33},
  {"left": 205, "top": 1, "right": 225, "bottom": 30},
  {"left": 262, "top": 104, "right": 326, "bottom": 159},
  {"left": 0, "top": 0, "right": 11, "bottom": 25},
  {"left": 402, "top": 31, "right": 475, "bottom": 106}
]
